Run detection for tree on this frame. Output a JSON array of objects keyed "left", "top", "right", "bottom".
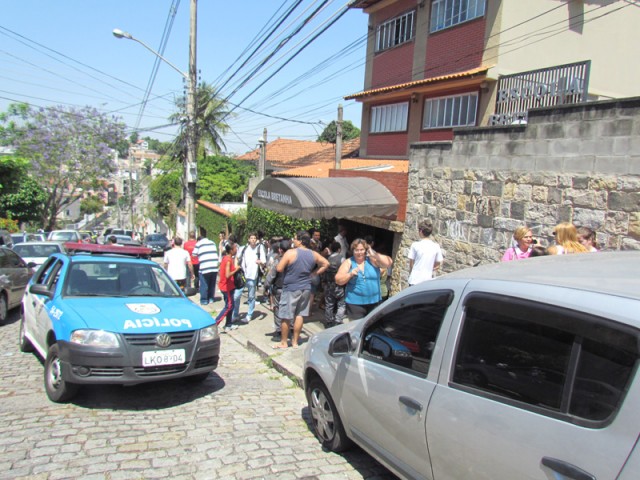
[
  {"left": 80, "top": 195, "right": 105, "bottom": 216},
  {"left": 197, "top": 155, "right": 256, "bottom": 202},
  {"left": 149, "top": 159, "right": 182, "bottom": 218},
  {"left": 170, "top": 82, "right": 231, "bottom": 161},
  {"left": 317, "top": 120, "right": 360, "bottom": 144},
  {"left": 6, "top": 104, "right": 126, "bottom": 230},
  {"left": 0, "top": 155, "right": 47, "bottom": 224}
]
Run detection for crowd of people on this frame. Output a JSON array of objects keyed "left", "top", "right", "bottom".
[
  {"left": 158, "top": 218, "right": 601, "bottom": 347},
  {"left": 501, "top": 222, "right": 599, "bottom": 261}
]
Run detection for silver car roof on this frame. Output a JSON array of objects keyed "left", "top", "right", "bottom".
[{"left": 438, "top": 251, "right": 640, "bottom": 300}]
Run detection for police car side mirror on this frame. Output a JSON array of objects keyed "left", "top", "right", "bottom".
[{"left": 30, "top": 284, "right": 53, "bottom": 299}]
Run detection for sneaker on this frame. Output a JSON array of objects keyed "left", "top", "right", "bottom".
[{"left": 223, "top": 324, "right": 239, "bottom": 332}]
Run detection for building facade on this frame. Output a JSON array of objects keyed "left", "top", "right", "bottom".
[{"left": 348, "top": 0, "right": 640, "bottom": 158}]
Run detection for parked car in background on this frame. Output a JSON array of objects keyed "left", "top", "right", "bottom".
[
  {"left": 143, "top": 233, "right": 171, "bottom": 256},
  {"left": 12, "top": 242, "right": 66, "bottom": 269},
  {"left": 48, "top": 230, "right": 82, "bottom": 243},
  {"left": 0, "top": 246, "right": 33, "bottom": 322},
  {"left": 104, "top": 228, "right": 133, "bottom": 238},
  {"left": 111, "top": 234, "right": 142, "bottom": 247},
  {"left": 304, "top": 251, "right": 640, "bottom": 480},
  {"left": 0, "top": 229, "right": 14, "bottom": 249},
  {"left": 79, "top": 231, "right": 95, "bottom": 243},
  {"left": 20, "top": 243, "right": 220, "bottom": 402},
  {"left": 11, "top": 233, "right": 47, "bottom": 245}
]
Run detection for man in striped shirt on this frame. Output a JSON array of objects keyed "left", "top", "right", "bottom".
[{"left": 193, "top": 234, "right": 219, "bottom": 306}]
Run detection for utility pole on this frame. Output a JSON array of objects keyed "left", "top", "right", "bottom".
[
  {"left": 335, "top": 104, "right": 343, "bottom": 170},
  {"left": 185, "top": 0, "right": 198, "bottom": 236},
  {"left": 128, "top": 147, "right": 135, "bottom": 231},
  {"left": 258, "top": 128, "right": 267, "bottom": 181}
]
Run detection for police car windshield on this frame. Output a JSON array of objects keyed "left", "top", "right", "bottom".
[{"left": 64, "top": 262, "right": 182, "bottom": 298}]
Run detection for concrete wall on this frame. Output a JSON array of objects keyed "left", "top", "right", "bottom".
[{"left": 391, "top": 96, "right": 640, "bottom": 292}]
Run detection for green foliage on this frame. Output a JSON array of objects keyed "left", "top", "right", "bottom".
[
  {"left": 196, "top": 204, "right": 231, "bottom": 240},
  {"left": 317, "top": 120, "right": 360, "bottom": 144},
  {"left": 143, "top": 136, "right": 172, "bottom": 155},
  {"left": 0, "top": 176, "right": 47, "bottom": 224},
  {"left": 228, "top": 208, "right": 248, "bottom": 243},
  {"left": 149, "top": 169, "right": 182, "bottom": 219},
  {"left": 0, "top": 218, "right": 19, "bottom": 232},
  {"left": 197, "top": 155, "right": 256, "bottom": 202},
  {"left": 80, "top": 195, "right": 105, "bottom": 215},
  {"left": 247, "top": 203, "right": 337, "bottom": 242},
  {"left": 0, "top": 155, "right": 46, "bottom": 224}
]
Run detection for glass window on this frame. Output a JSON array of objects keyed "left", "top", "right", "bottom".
[
  {"left": 370, "top": 102, "right": 409, "bottom": 133},
  {"left": 423, "top": 93, "right": 478, "bottom": 129},
  {"left": 376, "top": 10, "right": 416, "bottom": 52},
  {"left": 453, "top": 294, "right": 639, "bottom": 423},
  {"left": 430, "top": 0, "right": 486, "bottom": 33},
  {"left": 361, "top": 291, "right": 453, "bottom": 375}
]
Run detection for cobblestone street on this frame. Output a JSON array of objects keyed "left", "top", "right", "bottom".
[{"left": 0, "top": 309, "right": 394, "bottom": 480}]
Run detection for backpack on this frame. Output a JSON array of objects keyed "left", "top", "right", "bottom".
[{"left": 324, "top": 253, "right": 342, "bottom": 284}]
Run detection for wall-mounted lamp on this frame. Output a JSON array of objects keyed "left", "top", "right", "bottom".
[{"left": 411, "top": 93, "right": 419, "bottom": 104}]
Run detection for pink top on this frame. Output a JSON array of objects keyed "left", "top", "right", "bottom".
[{"left": 501, "top": 246, "right": 531, "bottom": 261}]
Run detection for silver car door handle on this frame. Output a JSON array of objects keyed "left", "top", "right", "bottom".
[
  {"left": 541, "top": 457, "right": 595, "bottom": 480},
  {"left": 399, "top": 396, "right": 423, "bottom": 412}
]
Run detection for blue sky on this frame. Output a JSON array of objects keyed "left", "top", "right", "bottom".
[{"left": 0, "top": 1, "right": 368, "bottom": 155}]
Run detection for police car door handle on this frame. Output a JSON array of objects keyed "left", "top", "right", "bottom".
[
  {"left": 541, "top": 457, "right": 595, "bottom": 480},
  {"left": 399, "top": 396, "right": 423, "bottom": 412}
]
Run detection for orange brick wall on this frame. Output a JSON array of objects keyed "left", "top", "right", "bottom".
[
  {"left": 372, "top": 43, "right": 415, "bottom": 88},
  {"left": 367, "top": 131, "right": 409, "bottom": 157},
  {"left": 419, "top": 130, "right": 454, "bottom": 142},
  {"left": 329, "top": 170, "right": 408, "bottom": 222},
  {"left": 424, "top": 17, "right": 486, "bottom": 77},
  {"left": 370, "top": 0, "right": 418, "bottom": 88}
]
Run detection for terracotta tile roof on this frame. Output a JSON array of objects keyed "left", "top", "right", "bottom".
[
  {"left": 344, "top": 65, "right": 491, "bottom": 100},
  {"left": 273, "top": 157, "right": 408, "bottom": 178},
  {"left": 287, "top": 138, "right": 360, "bottom": 167},
  {"left": 235, "top": 138, "right": 329, "bottom": 168},
  {"left": 196, "top": 200, "right": 233, "bottom": 217}
]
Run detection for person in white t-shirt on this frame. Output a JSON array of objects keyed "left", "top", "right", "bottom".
[
  {"left": 163, "top": 237, "right": 194, "bottom": 290},
  {"left": 407, "top": 220, "right": 443, "bottom": 286}
]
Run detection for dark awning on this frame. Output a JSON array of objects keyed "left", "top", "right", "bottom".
[{"left": 252, "top": 177, "right": 398, "bottom": 220}]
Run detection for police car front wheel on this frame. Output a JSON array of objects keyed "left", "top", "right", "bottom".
[{"left": 44, "top": 344, "right": 79, "bottom": 403}]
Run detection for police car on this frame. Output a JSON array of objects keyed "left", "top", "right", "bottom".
[{"left": 19, "top": 243, "right": 220, "bottom": 402}]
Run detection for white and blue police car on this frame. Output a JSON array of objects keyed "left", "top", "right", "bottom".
[{"left": 19, "top": 243, "right": 220, "bottom": 402}]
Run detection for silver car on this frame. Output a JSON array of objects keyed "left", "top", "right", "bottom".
[
  {"left": 304, "top": 251, "right": 640, "bottom": 480},
  {"left": 12, "top": 241, "right": 66, "bottom": 269},
  {"left": 0, "top": 246, "right": 32, "bottom": 322}
]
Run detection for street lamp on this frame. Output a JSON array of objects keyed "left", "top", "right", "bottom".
[{"left": 112, "top": 20, "right": 197, "bottom": 236}]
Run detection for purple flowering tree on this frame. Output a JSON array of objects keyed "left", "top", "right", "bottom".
[{"left": 13, "top": 105, "right": 126, "bottom": 230}]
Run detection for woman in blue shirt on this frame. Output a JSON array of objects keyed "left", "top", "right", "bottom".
[{"left": 335, "top": 238, "right": 393, "bottom": 320}]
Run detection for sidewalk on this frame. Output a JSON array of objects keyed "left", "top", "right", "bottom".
[{"left": 192, "top": 289, "right": 328, "bottom": 387}]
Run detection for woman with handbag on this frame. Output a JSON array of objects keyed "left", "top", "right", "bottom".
[{"left": 215, "top": 242, "right": 242, "bottom": 332}]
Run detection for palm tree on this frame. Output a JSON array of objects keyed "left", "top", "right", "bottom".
[{"left": 170, "top": 81, "right": 232, "bottom": 161}]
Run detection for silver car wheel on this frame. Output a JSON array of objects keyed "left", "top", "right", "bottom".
[
  {"left": 306, "top": 378, "right": 352, "bottom": 452},
  {"left": 310, "top": 387, "right": 336, "bottom": 442},
  {"left": 0, "top": 294, "right": 7, "bottom": 323}
]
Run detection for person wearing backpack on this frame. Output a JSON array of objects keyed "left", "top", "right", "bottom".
[
  {"left": 323, "top": 241, "right": 346, "bottom": 328},
  {"left": 232, "top": 232, "right": 266, "bottom": 324},
  {"left": 264, "top": 240, "right": 291, "bottom": 340}
]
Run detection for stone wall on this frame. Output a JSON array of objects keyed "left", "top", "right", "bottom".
[{"left": 392, "top": 97, "right": 640, "bottom": 292}]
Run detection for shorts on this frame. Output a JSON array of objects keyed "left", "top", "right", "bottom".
[
  {"left": 310, "top": 274, "right": 321, "bottom": 293},
  {"left": 278, "top": 289, "right": 311, "bottom": 320}
]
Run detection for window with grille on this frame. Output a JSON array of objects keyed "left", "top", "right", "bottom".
[
  {"left": 430, "top": 0, "right": 486, "bottom": 33},
  {"left": 370, "top": 102, "right": 409, "bottom": 133},
  {"left": 376, "top": 10, "right": 415, "bottom": 52},
  {"left": 423, "top": 93, "right": 478, "bottom": 129}
]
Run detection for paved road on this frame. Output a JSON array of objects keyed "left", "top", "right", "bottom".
[{"left": 0, "top": 308, "right": 395, "bottom": 480}]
